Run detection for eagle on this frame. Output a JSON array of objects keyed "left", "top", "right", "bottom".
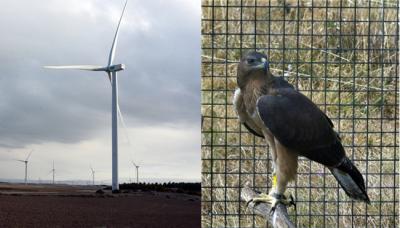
[{"left": 233, "top": 51, "right": 370, "bottom": 210}]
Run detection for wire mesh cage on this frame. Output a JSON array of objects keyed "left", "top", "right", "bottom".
[{"left": 201, "top": 0, "right": 399, "bottom": 227}]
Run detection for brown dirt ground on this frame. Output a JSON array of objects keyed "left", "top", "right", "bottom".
[{"left": 0, "top": 183, "right": 200, "bottom": 228}]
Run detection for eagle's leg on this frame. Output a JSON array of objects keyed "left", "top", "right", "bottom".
[
  {"left": 251, "top": 139, "right": 297, "bottom": 212},
  {"left": 272, "top": 140, "right": 298, "bottom": 209}
]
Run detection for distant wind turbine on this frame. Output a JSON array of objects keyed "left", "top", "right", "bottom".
[
  {"left": 16, "top": 149, "right": 33, "bottom": 184},
  {"left": 49, "top": 161, "right": 55, "bottom": 185},
  {"left": 90, "top": 166, "right": 95, "bottom": 185},
  {"left": 44, "top": 0, "right": 128, "bottom": 192},
  {"left": 132, "top": 161, "right": 140, "bottom": 183}
]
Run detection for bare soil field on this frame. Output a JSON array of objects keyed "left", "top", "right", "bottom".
[{"left": 0, "top": 183, "right": 200, "bottom": 228}]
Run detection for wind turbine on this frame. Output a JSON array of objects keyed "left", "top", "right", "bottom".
[
  {"left": 90, "top": 166, "right": 95, "bottom": 185},
  {"left": 44, "top": 0, "right": 128, "bottom": 192},
  {"left": 132, "top": 161, "right": 139, "bottom": 183},
  {"left": 16, "top": 149, "right": 33, "bottom": 184},
  {"left": 49, "top": 161, "right": 55, "bottom": 184}
]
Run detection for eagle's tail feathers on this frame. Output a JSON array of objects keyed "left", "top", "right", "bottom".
[{"left": 328, "top": 157, "right": 370, "bottom": 204}]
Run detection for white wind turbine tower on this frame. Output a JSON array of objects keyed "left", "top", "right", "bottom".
[
  {"left": 132, "top": 161, "right": 139, "bottom": 183},
  {"left": 44, "top": 0, "right": 128, "bottom": 192},
  {"left": 16, "top": 149, "right": 33, "bottom": 184},
  {"left": 90, "top": 166, "right": 95, "bottom": 185},
  {"left": 49, "top": 161, "right": 55, "bottom": 184}
]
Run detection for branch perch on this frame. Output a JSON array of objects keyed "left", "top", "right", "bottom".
[{"left": 241, "top": 183, "right": 295, "bottom": 228}]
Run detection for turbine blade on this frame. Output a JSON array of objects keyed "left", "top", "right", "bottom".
[
  {"left": 44, "top": 65, "right": 105, "bottom": 71},
  {"left": 26, "top": 149, "right": 33, "bottom": 161},
  {"left": 107, "top": 0, "right": 128, "bottom": 67},
  {"left": 15, "top": 159, "right": 25, "bottom": 163},
  {"left": 107, "top": 72, "right": 112, "bottom": 82}
]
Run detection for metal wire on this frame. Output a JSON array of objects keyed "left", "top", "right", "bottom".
[{"left": 201, "top": 0, "right": 399, "bottom": 227}]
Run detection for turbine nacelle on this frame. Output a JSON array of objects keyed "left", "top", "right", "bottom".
[
  {"left": 107, "top": 64, "right": 125, "bottom": 72},
  {"left": 90, "top": 63, "right": 125, "bottom": 72}
]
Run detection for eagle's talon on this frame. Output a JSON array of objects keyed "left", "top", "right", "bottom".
[{"left": 250, "top": 192, "right": 296, "bottom": 213}]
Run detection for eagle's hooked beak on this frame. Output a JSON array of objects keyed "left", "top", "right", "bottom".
[
  {"left": 261, "top": 57, "right": 269, "bottom": 73},
  {"left": 251, "top": 57, "right": 269, "bottom": 74}
]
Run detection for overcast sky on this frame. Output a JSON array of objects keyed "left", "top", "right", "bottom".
[{"left": 0, "top": 0, "right": 200, "bottom": 184}]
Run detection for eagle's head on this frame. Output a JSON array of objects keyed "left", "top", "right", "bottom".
[{"left": 237, "top": 51, "right": 270, "bottom": 88}]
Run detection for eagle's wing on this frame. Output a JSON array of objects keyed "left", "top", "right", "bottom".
[
  {"left": 257, "top": 87, "right": 370, "bottom": 202},
  {"left": 256, "top": 88, "right": 344, "bottom": 167}
]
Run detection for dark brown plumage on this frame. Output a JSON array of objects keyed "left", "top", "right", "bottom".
[{"left": 233, "top": 51, "right": 370, "bottom": 206}]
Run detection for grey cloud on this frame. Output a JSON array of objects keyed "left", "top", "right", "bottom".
[{"left": 0, "top": 0, "right": 200, "bottom": 148}]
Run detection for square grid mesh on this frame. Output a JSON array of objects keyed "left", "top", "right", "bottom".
[{"left": 201, "top": 0, "right": 399, "bottom": 227}]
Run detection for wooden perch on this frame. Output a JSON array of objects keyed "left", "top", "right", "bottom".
[{"left": 241, "top": 184, "right": 295, "bottom": 228}]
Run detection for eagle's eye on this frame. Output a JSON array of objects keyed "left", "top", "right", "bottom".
[{"left": 247, "top": 58, "right": 256, "bottom": 64}]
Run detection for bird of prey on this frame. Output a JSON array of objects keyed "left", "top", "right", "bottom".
[{"left": 233, "top": 51, "right": 370, "bottom": 210}]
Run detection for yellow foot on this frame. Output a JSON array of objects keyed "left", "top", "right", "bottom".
[{"left": 247, "top": 192, "right": 296, "bottom": 214}]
